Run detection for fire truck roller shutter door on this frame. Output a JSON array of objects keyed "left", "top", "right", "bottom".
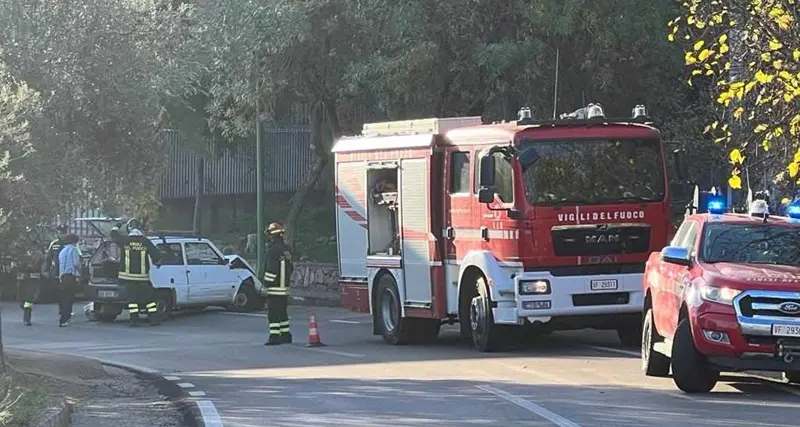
[{"left": 459, "top": 250, "right": 521, "bottom": 325}]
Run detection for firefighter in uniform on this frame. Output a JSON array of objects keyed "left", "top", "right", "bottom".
[
  {"left": 262, "top": 222, "right": 293, "bottom": 345},
  {"left": 110, "top": 219, "right": 163, "bottom": 327},
  {"left": 19, "top": 251, "right": 44, "bottom": 326},
  {"left": 42, "top": 225, "right": 68, "bottom": 320}
]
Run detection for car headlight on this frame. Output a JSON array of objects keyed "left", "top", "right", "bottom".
[
  {"left": 519, "top": 280, "right": 551, "bottom": 295},
  {"left": 700, "top": 285, "right": 742, "bottom": 304}
]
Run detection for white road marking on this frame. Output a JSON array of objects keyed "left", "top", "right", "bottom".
[
  {"left": 196, "top": 400, "right": 224, "bottom": 427},
  {"left": 177, "top": 383, "right": 195, "bottom": 388},
  {"left": 303, "top": 346, "right": 365, "bottom": 358},
  {"left": 477, "top": 385, "right": 582, "bottom": 427},
  {"left": 582, "top": 345, "right": 640, "bottom": 357},
  {"left": 163, "top": 376, "right": 181, "bottom": 381},
  {"left": 188, "top": 390, "right": 207, "bottom": 397},
  {"left": 330, "top": 319, "right": 361, "bottom": 324},
  {"left": 219, "top": 312, "right": 266, "bottom": 318}
]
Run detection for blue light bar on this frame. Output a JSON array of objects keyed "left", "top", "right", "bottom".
[
  {"left": 707, "top": 196, "right": 726, "bottom": 214},
  {"left": 787, "top": 204, "right": 800, "bottom": 219}
]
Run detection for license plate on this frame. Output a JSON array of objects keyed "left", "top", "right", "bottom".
[
  {"left": 98, "top": 290, "right": 117, "bottom": 298},
  {"left": 591, "top": 279, "right": 618, "bottom": 291},
  {"left": 773, "top": 324, "right": 800, "bottom": 337}
]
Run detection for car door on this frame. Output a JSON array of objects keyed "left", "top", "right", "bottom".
[
  {"left": 183, "top": 241, "right": 229, "bottom": 303},
  {"left": 663, "top": 220, "right": 699, "bottom": 338},
  {"left": 653, "top": 221, "right": 691, "bottom": 334},
  {"left": 151, "top": 242, "right": 189, "bottom": 304}
]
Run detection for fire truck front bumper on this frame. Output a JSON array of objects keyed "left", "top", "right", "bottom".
[{"left": 499, "top": 272, "right": 644, "bottom": 324}]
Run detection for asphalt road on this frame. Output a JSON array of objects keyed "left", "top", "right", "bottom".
[{"left": 4, "top": 302, "right": 800, "bottom": 427}]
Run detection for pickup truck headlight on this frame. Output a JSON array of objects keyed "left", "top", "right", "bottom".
[
  {"left": 700, "top": 285, "right": 742, "bottom": 305},
  {"left": 519, "top": 280, "right": 551, "bottom": 295}
]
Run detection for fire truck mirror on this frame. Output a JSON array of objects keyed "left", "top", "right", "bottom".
[
  {"left": 478, "top": 187, "right": 496, "bottom": 204},
  {"left": 479, "top": 155, "right": 495, "bottom": 186},
  {"left": 672, "top": 148, "right": 688, "bottom": 180}
]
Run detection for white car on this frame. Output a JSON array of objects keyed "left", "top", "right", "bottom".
[{"left": 85, "top": 231, "right": 266, "bottom": 322}]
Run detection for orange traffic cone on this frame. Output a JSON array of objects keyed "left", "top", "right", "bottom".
[{"left": 307, "top": 312, "right": 325, "bottom": 347}]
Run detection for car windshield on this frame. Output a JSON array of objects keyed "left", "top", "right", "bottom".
[
  {"left": 701, "top": 223, "right": 800, "bottom": 266},
  {"left": 519, "top": 138, "right": 665, "bottom": 205}
]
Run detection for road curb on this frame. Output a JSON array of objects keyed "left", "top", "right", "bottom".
[
  {"left": 31, "top": 398, "right": 72, "bottom": 427},
  {"left": 96, "top": 360, "right": 210, "bottom": 427}
]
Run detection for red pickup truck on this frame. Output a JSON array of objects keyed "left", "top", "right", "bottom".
[{"left": 642, "top": 198, "right": 800, "bottom": 393}]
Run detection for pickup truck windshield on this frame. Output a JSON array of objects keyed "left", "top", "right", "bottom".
[
  {"left": 701, "top": 223, "right": 800, "bottom": 266},
  {"left": 519, "top": 138, "right": 665, "bottom": 206}
]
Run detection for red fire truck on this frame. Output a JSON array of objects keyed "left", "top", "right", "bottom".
[{"left": 333, "top": 104, "right": 676, "bottom": 352}]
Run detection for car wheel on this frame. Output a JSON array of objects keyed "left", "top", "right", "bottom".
[
  {"left": 155, "top": 290, "right": 173, "bottom": 321},
  {"left": 671, "top": 318, "right": 719, "bottom": 393},
  {"left": 376, "top": 274, "right": 410, "bottom": 345},
  {"left": 642, "top": 308, "right": 671, "bottom": 377},
  {"left": 232, "top": 282, "right": 259, "bottom": 312},
  {"left": 470, "top": 276, "right": 506, "bottom": 352},
  {"left": 95, "top": 303, "right": 122, "bottom": 323}
]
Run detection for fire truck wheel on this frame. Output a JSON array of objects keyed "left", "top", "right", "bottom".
[
  {"left": 470, "top": 276, "right": 504, "bottom": 352},
  {"left": 617, "top": 321, "right": 643, "bottom": 347},
  {"left": 376, "top": 274, "right": 410, "bottom": 345},
  {"left": 671, "top": 318, "right": 719, "bottom": 393},
  {"left": 642, "top": 308, "right": 670, "bottom": 377}
]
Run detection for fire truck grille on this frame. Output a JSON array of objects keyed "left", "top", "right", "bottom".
[
  {"left": 737, "top": 295, "right": 800, "bottom": 319},
  {"left": 550, "top": 224, "right": 651, "bottom": 257}
]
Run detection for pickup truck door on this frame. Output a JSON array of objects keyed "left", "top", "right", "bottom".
[
  {"left": 660, "top": 220, "right": 699, "bottom": 338},
  {"left": 152, "top": 242, "right": 189, "bottom": 304},
  {"left": 183, "top": 241, "right": 229, "bottom": 303}
]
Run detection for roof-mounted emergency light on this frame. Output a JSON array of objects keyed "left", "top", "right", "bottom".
[
  {"left": 786, "top": 203, "right": 800, "bottom": 219},
  {"left": 586, "top": 103, "right": 604, "bottom": 119},
  {"left": 517, "top": 107, "right": 535, "bottom": 125},
  {"left": 632, "top": 104, "right": 647, "bottom": 119},
  {"left": 706, "top": 196, "right": 726, "bottom": 214}
]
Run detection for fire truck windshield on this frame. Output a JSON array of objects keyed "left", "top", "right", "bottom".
[{"left": 519, "top": 138, "right": 665, "bottom": 206}]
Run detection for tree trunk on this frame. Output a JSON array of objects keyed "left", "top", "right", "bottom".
[
  {"left": 284, "top": 100, "right": 338, "bottom": 248},
  {"left": 192, "top": 157, "right": 204, "bottom": 234}
]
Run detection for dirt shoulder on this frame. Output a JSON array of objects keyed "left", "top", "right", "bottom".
[{"left": 3, "top": 350, "right": 184, "bottom": 427}]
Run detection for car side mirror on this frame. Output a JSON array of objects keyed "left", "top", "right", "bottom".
[
  {"left": 478, "top": 187, "right": 496, "bottom": 204},
  {"left": 661, "top": 246, "right": 692, "bottom": 267}
]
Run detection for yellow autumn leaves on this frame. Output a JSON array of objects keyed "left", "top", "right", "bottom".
[{"left": 669, "top": 0, "right": 799, "bottom": 190}]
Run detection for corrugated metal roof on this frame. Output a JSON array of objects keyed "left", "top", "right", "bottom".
[{"left": 159, "top": 125, "right": 328, "bottom": 199}]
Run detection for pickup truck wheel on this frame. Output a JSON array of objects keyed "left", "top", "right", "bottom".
[
  {"left": 232, "top": 283, "right": 259, "bottom": 312},
  {"left": 671, "top": 318, "right": 719, "bottom": 393},
  {"left": 470, "top": 276, "right": 505, "bottom": 352},
  {"left": 642, "top": 308, "right": 671, "bottom": 377},
  {"left": 783, "top": 371, "right": 800, "bottom": 384},
  {"left": 154, "top": 290, "right": 173, "bottom": 321},
  {"left": 376, "top": 274, "right": 410, "bottom": 345}
]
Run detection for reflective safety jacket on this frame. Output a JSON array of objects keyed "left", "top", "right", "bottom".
[
  {"left": 261, "top": 239, "right": 293, "bottom": 296},
  {"left": 111, "top": 231, "right": 162, "bottom": 282}
]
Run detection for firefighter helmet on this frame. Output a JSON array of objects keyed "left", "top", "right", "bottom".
[{"left": 266, "top": 222, "right": 285, "bottom": 235}]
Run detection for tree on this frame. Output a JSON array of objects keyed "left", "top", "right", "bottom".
[
  {"left": 0, "top": 0, "right": 205, "bottom": 216},
  {"left": 668, "top": 0, "right": 799, "bottom": 193}
]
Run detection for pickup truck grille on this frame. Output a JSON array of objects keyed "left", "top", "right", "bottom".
[
  {"left": 737, "top": 294, "right": 800, "bottom": 318},
  {"left": 551, "top": 223, "right": 651, "bottom": 257}
]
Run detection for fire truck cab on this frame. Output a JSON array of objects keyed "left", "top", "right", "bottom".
[{"left": 334, "top": 104, "right": 673, "bottom": 352}]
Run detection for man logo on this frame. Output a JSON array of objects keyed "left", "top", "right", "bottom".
[
  {"left": 585, "top": 234, "right": 620, "bottom": 244},
  {"left": 778, "top": 302, "right": 800, "bottom": 315}
]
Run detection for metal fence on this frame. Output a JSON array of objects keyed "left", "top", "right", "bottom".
[{"left": 159, "top": 125, "right": 327, "bottom": 199}]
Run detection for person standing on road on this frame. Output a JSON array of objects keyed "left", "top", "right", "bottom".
[
  {"left": 19, "top": 251, "right": 44, "bottom": 326},
  {"left": 43, "top": 224, "right": 68, "bottom": 319},
  {"left": 110, "top": 219, "right": 163, "bottom": 327},
  {"left": 262, "top": 222, "right": 294, "bottom": 345},
  {"left": 57, "top": 233, "right": 81, "bottom": 327}
]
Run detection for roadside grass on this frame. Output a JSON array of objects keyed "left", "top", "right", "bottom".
[{"left": 0, "top": 368, "right": 50, "bottom": 426}]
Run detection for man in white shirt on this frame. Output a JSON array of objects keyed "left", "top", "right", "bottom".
[{"left": 57, "top": 234, "right": 81, "bottom": 327}]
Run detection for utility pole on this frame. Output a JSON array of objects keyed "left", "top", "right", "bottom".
[{"left": 255, "top": 75, "right": 264, "bottom": 277}]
